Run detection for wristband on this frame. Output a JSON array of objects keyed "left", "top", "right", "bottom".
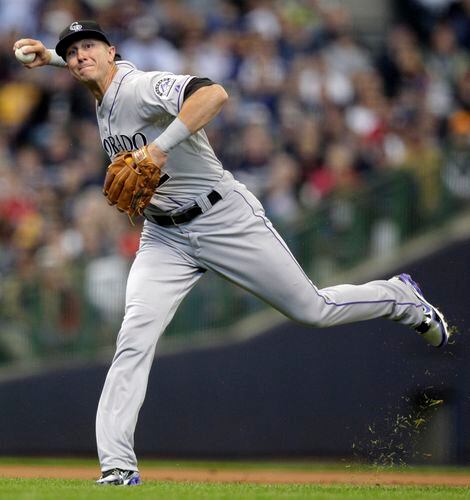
[
  {"left": 152, "top": 117, "right": 191, "bottom": 152},
  {"left": 47, "top": 49, "right": 67, "bottom": 67}
]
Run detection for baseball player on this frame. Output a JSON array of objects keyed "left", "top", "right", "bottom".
[{"left": 13, "top": 21, "right": 449, "bottom": 486}]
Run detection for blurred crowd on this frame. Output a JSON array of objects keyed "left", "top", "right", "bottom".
[{"left": 0, "top": 0, "right": 469, "bottom": 356}]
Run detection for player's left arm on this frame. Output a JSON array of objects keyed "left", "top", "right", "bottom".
[{"left": 147, "top": 80, "right": 228, "bottom": 164}]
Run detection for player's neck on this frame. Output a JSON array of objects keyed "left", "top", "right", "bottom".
[{"left": 87, "top": 63, "right": 118, "bottom": 104}]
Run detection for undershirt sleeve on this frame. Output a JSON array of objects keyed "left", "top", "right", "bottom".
[{"left": 183, "top": 77, "right": 215, "bottom": 101}]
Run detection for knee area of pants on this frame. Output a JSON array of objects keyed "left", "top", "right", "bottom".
[
  {"left": 118, "top": 316, "right": 162, "bottom": 351},
  {"left": 122, "top": 304, "right": 158, "bottom": 328},
  {"left": 114, "top": 337, "right": 156, "bottom": 362},
  {"left": 286, "top": 308, "right": 322, "bottom": 327},
  {"left": 288, "top": 299, "right": 338, "bottom": 327}
]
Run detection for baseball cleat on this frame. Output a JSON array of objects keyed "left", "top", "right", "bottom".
[
  {"left": 396, "top": 273, "right": 449, "bottom": 348},
  {"left": 96, "top": 468, "right": 141, "bottom": 486}
]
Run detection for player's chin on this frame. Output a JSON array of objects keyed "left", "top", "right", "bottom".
[{"left": 74, "top": 71, "right": 94, "bottom": 83}]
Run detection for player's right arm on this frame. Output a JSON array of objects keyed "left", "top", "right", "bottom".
[
  {"left": 137, "top": 72, "right": 228, "bottom": 164},
  {"left": 147, "top": 82, "right": 227, "bottom": 165},
  {"left": 13, "top": 39, "right": 66, "bottom": 69}
]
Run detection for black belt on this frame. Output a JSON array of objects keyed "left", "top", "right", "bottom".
[{"left": 144, "top": 190, "right": 222, "bottom": 226}]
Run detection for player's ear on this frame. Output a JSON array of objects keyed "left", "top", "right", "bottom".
[{"left": 107, "top": 45, "right": 116, "bottom": 63}]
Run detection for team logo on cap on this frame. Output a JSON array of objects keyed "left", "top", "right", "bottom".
[{"left": 69, "top": 21, "right": 83, "bottom": 32}]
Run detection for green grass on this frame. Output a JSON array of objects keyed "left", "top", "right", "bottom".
[
  {"left": 0, "top": 480, "right": 469, "bottom": 500},
  {"left": 1, "top": 458, "right": 469, "bottom": 499}
]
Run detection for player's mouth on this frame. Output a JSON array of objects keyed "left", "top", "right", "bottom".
[{"left": 78, "top": 64, "right": 94, "bottom": 74}]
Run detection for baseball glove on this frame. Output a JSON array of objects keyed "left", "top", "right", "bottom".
[{"left": 103, "top": 146, "right": 162, "bottom": 217}]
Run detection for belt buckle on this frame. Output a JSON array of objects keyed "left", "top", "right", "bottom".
[{"left": 170, "top": 214, "right": 179, "bottom": 226}]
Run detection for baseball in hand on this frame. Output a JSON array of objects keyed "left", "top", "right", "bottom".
[{"left": 15, "top": 46, "right": 36, "bottom": 64}]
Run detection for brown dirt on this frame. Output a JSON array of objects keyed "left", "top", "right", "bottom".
[{"left": 1, "top": 464, "right": 470, "bottom": 486}]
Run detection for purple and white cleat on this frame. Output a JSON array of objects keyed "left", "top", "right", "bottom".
[
  {"left": 396, "top": 273, "right": 449, "bottom": 348},
  {"left": 96, "top": 468, "right": 142, "bottom": 486}
]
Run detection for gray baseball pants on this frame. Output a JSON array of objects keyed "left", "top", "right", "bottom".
[{"left": 96, "top": 172, "right": 424, "bottom": 471}]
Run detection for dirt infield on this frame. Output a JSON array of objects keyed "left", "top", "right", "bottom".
[{"left": 1, "top": 464, "right": 470, "bottom": 486}]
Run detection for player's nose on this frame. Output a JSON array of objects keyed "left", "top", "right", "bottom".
[{"left": 76, "top": 48, "right": 87, "bottom": 61}]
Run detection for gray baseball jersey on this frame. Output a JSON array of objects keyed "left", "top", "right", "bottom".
[
  {"left": 97, "top": 61, "right": 223, "bottom": 212},
  {"left": 95, "top": 61, "right": 427, "bottom": 472}
]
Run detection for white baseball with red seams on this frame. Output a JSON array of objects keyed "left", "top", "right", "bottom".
[{"left": 94, "top": 60, "right": 432, "bottom": 472}]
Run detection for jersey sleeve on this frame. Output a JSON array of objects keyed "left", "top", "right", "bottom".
[{"left": 135, "top": 72, "right": 195, "bottom": 120}]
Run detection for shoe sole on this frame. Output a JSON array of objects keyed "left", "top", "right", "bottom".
[
  {"left": 96, "top": 474, "right": 141, "bottom": 486},
  {"left": 397, "top": 273, "right": 449, "bottom": 348},
  {"left": 96, "top": 480, "right": 141, "bottom": 486}
]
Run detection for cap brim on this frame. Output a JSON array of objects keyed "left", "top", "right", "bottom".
[{"left": 56, "top": 30, "right": 111, "bottom": 60}]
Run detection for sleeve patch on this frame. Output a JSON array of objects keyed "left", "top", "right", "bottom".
[{"left": 154, "top": 77, "right": 176, "bottom": 98}]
